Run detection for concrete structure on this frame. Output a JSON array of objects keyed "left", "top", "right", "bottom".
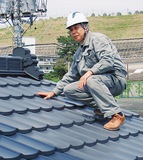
[
  {"left": 0, "top": 38, "right": 143, "bottom": 76},
  {"left": 23, "top": 37, "right": 36, "bottom": 54}
]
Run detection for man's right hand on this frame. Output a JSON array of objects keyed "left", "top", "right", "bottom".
[{"left": 36, "top": 91, "right": 56, "bottom": 100}]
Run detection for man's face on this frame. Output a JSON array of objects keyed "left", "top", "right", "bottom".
[{"left": 69, "top": 24, "right": 85, "bottom": 43}]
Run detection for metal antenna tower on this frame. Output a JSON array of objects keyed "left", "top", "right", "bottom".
[
  {"left": 0, "top": 0, "right": 48, "bottom": 48},
  {"left": 12, "top": 0, "right": 23, "bottom": 47}
]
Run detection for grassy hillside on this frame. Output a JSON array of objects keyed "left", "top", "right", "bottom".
[{"left": 0, "top": 14, "right": 143, "bottom": 46}]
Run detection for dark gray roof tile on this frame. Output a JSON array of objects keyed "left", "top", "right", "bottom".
[
  {"left": 11, "top": 133, "right": 55, "bottom": 155},
  {"left": 9, "top": 113, "right": 48, "bottom": 131},
  {"left": 37, "top": 110, "right": 74, "bottom": 128},
  {"left": 0, "top": 74, "right": 143, "bottom": 160},
  {"left": 0, "top": 76, "right": 20, "bottom": 86},
  {"left": 0, "top": 105, "right": 13, "bottom": 115},
  {"left": 34, "top": 97, "right": 67, "bottom": 110},
  {"left": 117, "top": 135, "right": 143, "bottom": 157},
  {"left": 1, "top": 98, "right": 39, "bottom": 114},
  {"left": 27, "top": 130, "right": 71, "bottom": 152},
  {"left": 93, "top": 138, "right": 139, "bottom": 159},
  {"left": 58, "top": 126, "right": 98, "bottom": 147},
  {"left": 0, "top": 88, "right": 10, "bottom": 99},
  {"left": 0, "top": 135, "right": 39, "bottom": 159},
  {"left": 0, "top": 123, "right": 17, "bottom": 136},
  {"left": 55, "top": 96, "right": 85, "bottom": 107},
  {"left": 42, "top": 129, "right": 84, "bottom": 150},
  {"left": 8, "top": 76, "right": 31, "bottom": 86},
  {"left": 122, "top": 109, "right": 140, "bottom": 118},
  {"left": 1, "top": 115, "right": 32, "bottom": 134},
  {"left": 54, "top": 153, "right": 85, "bottom": 160},
  {"left": 36, "top": 153, "right": 83, "bottom": 160},
  {"left": 0, "top": 77, "right": 10, "bottom": 86},
  {"left": 66, "top": 147, "right": 98, "bottom": 160},
  {"left": 58, "top": 109, "right": 86, "bottom": 125},
  {"left": 16, "top": 76, "right": 42, "bottom": 86},
  {"left": 0, "top": 145, "right": 20, "bottom": 160}
]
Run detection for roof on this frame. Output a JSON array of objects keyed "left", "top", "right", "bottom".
[
  {"left": 1, "top": 75, "right": 143, "bottom": 160},
  {"left": 0, "top": 44, "right": 58, "bottom": 56},
  {"left": 1, "top": 50, "right": 143, "bottom": 160}
]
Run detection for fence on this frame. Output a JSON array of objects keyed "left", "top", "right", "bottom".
[
  {"left": 1, "top": 38, "right": 143, "bottom": 56},
  {"left": 113, "top": 38, "right": 143, "bottom": 58},
  {"left": 118, "top": 81, "right": 143, "bottom": 98}
]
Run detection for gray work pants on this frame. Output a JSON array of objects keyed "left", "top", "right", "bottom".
[{"left": 64, "top": 74, "right": 126, "bottom": 118}]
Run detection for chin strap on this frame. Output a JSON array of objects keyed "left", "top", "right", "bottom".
[{"left": 80, "top": 23, "right": 89, "bottom": 43}]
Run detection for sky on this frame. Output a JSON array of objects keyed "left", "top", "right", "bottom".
[
  {"left": 47, "top": 0, "right": 143, "bottom": 18},
  {"left": 0, "top": 0, "right": 143, "bottom": 28}
]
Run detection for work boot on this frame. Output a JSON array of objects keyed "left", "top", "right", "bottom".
[
  {"left": 103, "top": 113, "right": 125, "bottom": 131},
  {"left": 94, "top": 109, "right": 103, "bottom": 115},
  {"left": 94, "top": 109, "right": 107, "bottom": 122}
]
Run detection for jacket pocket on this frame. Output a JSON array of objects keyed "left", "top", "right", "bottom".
[{"left": 83, "top": 49, "right": 99, "bottom": 68}]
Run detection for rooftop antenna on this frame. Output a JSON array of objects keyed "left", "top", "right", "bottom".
[
  {"left": 0, "top": 0, "right": 48, "bottom": 48},
  {"left": 0, "top": 0, "right": 48, "bottom": 80}
]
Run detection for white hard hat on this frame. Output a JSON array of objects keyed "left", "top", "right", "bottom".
[{"left": 66, "top": 12, "right": 89, "bottom": 29}]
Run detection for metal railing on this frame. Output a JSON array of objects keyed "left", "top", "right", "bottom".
[{"left": 118, "top": 81, "right": 143, "bottom": 98}]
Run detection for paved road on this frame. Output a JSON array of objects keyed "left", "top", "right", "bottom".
[{"left": 117, "top": 98, "right": 143, "bottom": 117}]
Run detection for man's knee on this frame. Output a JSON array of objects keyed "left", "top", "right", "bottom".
[
  {"left": 63, "top": 84, "right": 70, "bottom": 94},
  {"left": 86, "top": 75, "right": 101, "bottom": 87},
  {"left": 63, "top": 83, "right": 76, "bottom": 97}
]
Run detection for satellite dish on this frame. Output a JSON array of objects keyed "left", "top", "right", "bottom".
[{"left": 0, "top": 0, "right": 48, "bottom": 47}]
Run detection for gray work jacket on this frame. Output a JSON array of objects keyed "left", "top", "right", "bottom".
[{"left": 53, "top": 31, "right": 127, "bottom": 95}]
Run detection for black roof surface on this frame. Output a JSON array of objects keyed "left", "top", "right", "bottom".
[
  {"left": 0, "top": 75, "right": 143, "bottom": 160},
  {"left": 0, "top": 51, "right": 143, "bottom": 160}
]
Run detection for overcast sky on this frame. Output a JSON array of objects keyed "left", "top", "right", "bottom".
[
  {"left": 47, "top": 0, "right": 143, "bottom": 18},
  {"left": 0, "top": 0, "right": 142, "bottom": 28}
]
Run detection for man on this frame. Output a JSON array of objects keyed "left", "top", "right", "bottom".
[{"left": 37, "top": 12, "right": 127, "bottom": 131}]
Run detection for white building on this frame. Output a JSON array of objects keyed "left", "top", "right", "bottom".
[{"left": 36, "top": 44, "right": 59, "bottom": 73}]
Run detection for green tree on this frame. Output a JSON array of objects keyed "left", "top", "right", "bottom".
[
  {"left": 57, "top": 31, "right": 79, "bottom": 62},
  {"left": 128, "top": 12, "right": 132, "bottom": 15},
  {"left": 139, "top": 11, "right": 143, "bottom": 14},
  {"left": 116, "top": 12, "right": 122, "bottom": 16},
  {"left": 91, "top": 13, "right": 95, "bottom": 17},
  {"left": 103, "top": 13, "right": 107, "bottom": 17},
  {"left": 44, "top": 31, "right": 79, "bottom": 82},
  {"left": 53, "top": 58, "right": 68, "bottom": 78},
  {"left": 44, "top": 59, "right": 68, "bottom": 82},
  {"left": 134, "top": 10, "right": 139, "bottom": 14},
  {"left": 135, "top": 82, "right": 143, "bottom": 97}
]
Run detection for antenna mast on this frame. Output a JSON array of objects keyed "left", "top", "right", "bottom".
[
  {"left": 0, "top": 0, "right": 48, "bottom": 48},
  {"left": 12, "top": 0, "right": 23, "bottom": 47}
]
